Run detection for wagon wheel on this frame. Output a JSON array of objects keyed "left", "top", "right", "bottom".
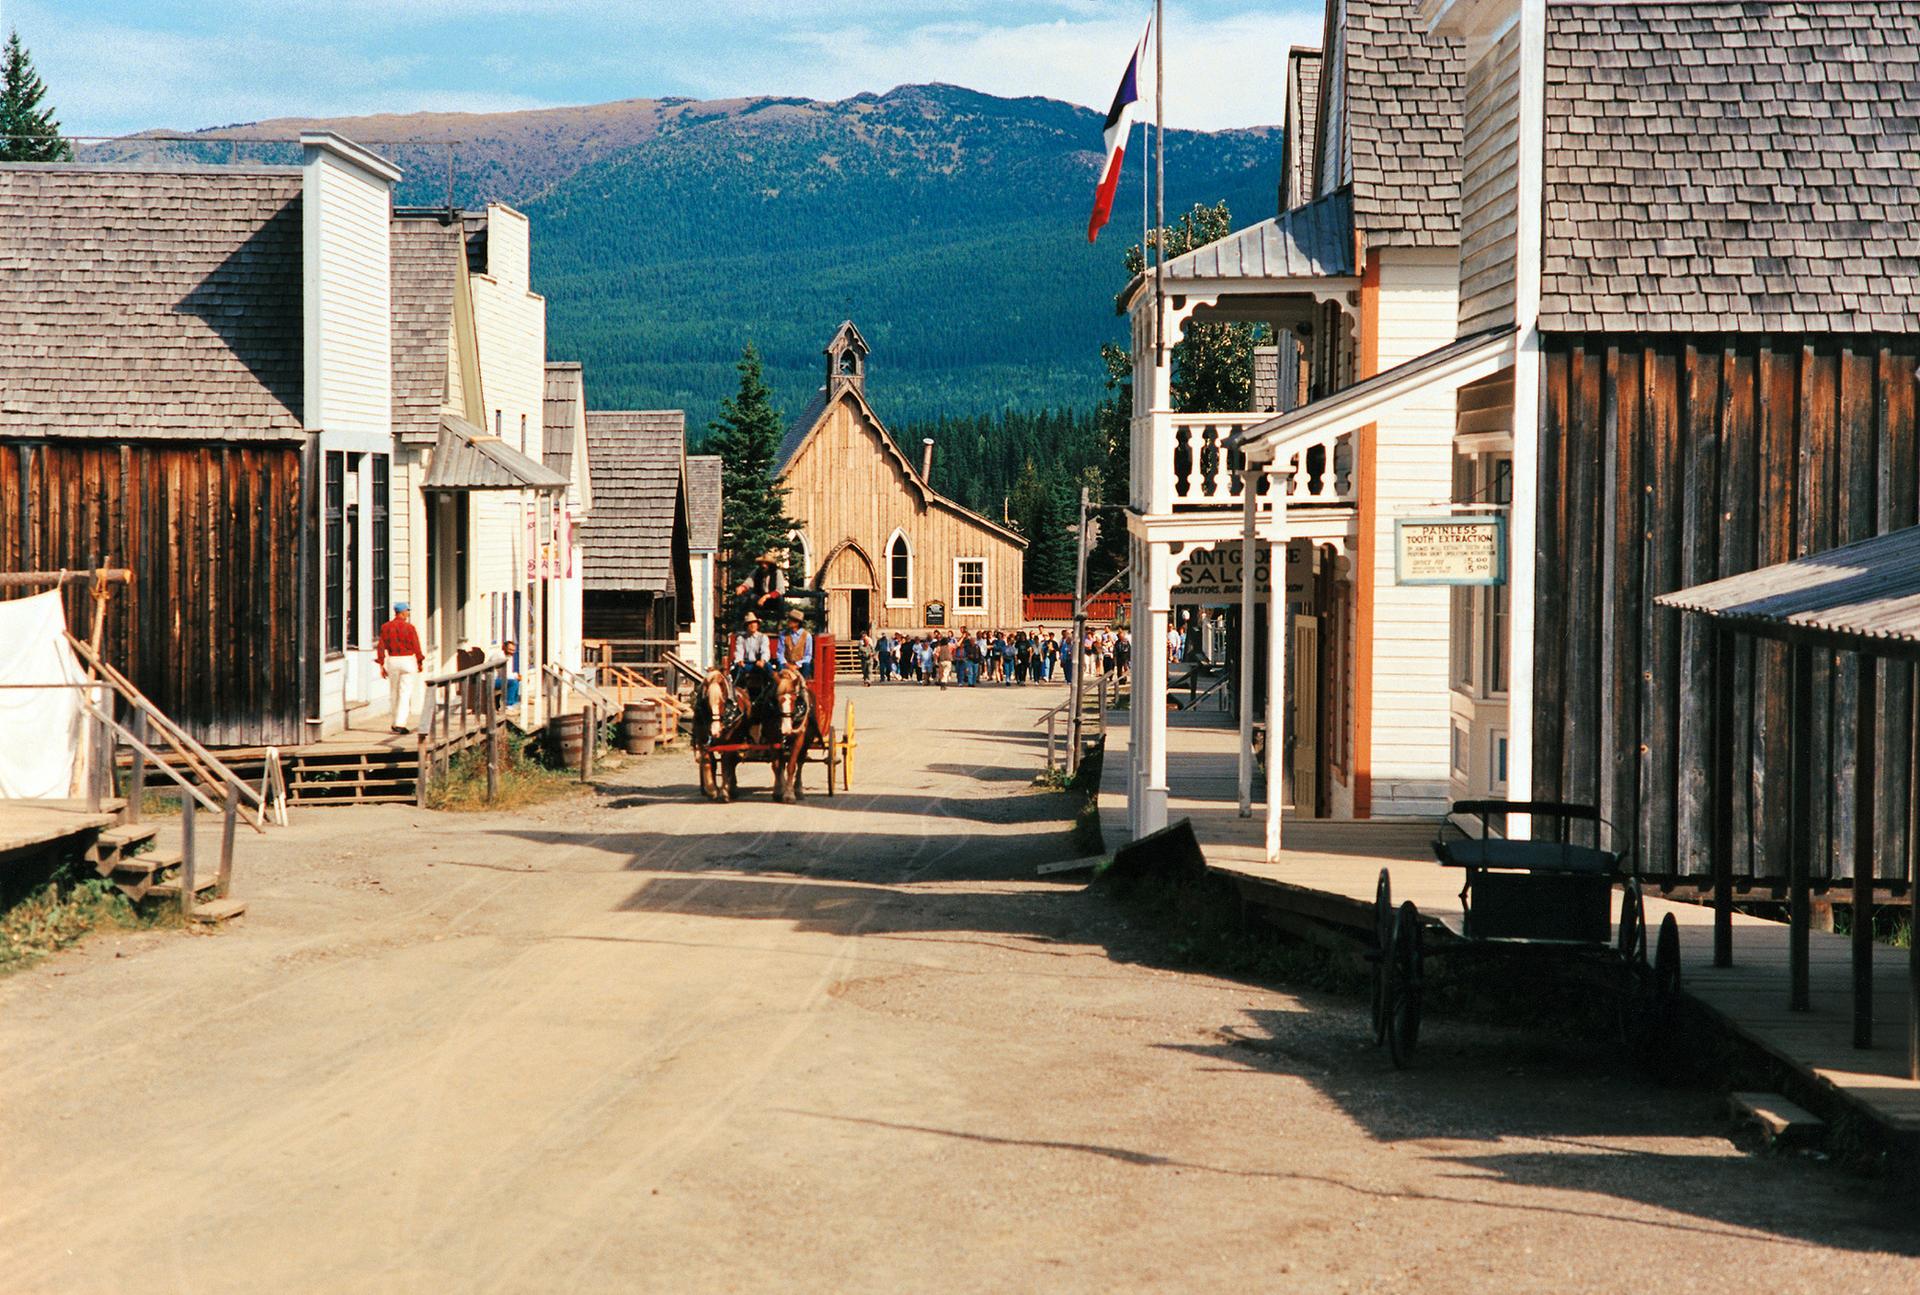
[
  {"left": 1385, "top": 901, "right": 1424, "bottom": 1069},
  {"left": 1653, "top": 913, "right": 1681, "bottom": 1005},
  {"left": 1617, "top": 878, "right": 1647, "bottom": 965},
  {"left": 824, "top": 723, "right": 838, "bottom": 798},
  {"left": 1370, "top": 868, "right": 1393, "bottom": 1045}
]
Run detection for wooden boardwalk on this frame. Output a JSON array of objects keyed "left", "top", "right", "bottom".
[
  {"left": 1099, "top": 711, "right": 1920, "bottom": 1135},
  {"left": 0, "top": 799, "right": 120, "bottom": 864}
]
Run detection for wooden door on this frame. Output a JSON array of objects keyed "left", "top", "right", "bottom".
[
  {"left": 827, "top": 589, "right": 852, "bottom": 640},
  {"left": 1291, "top": 614, "right": 1319, "bottom": 817}
]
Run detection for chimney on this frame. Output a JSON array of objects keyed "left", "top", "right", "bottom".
[{"left": 920, "top": 437, "right": 935, "bottom": 482}]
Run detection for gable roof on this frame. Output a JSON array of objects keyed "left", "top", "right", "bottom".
[
  {"left": 777, "top": 381, "right": 1027, "bottom": 549},
  {"left": 686, "top": 454, "right": 723, "bottom": 553},
  {"left": 1541, "top": 1, "right": 1920, "bottom": 333},
  {"left": 0, "top": 166, "right": 305, "bottom": 440},
  {"left": 1316, "top": 0, "right": 1465, "bottom": 249},
  {"left": 1280, "top": 47, "right": 1323, "bottom": 213},
  {"left": 542, "top": 361, "right": 590, "bottom": 509},
  {"left": 420, "top": 414, "right": 568, "bottom": 491},
  {"left": 581, "top": 410, "right": 687, "bottom": 592},
  {"left": 390, "top": 217, "right": 465, "bottom": 442}
]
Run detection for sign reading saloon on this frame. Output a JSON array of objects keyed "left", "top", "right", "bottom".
[
  {"left": 1171, "top": 543, "right": 1308, "bottom": 601},
  {"left": 1393, "top": 516, "right": 1506, "bottom": 586}
]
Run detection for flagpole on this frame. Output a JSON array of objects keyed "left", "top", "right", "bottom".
[{"left": 1153, "top": 0, "right": 1165, "bottom": 369}]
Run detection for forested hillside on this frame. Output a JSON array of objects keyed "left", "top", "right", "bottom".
[{"left": 110, "top": 85, "right": 1282, "bottom": 433}]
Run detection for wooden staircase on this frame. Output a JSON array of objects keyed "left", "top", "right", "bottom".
[
  {"left": 834, "top": 641, "right": 860, "bottom": 676},
  {"left": 87, "top": 815, "right": 245, "bottom": 923}
]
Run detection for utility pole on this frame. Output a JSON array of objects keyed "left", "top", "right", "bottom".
[{"left": 1067, "top": 485, "right": 1091, "bottom": 776}]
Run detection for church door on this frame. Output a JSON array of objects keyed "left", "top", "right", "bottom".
[{"left": 821, "top": 541, "right": 879, "bottom": 643}]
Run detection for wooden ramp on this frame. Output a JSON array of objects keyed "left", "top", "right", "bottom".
[{"left": 1098, "top": 709, "right": 1920, "bottom": 1138}]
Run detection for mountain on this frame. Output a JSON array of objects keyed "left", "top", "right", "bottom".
[{"left": 104, "top": 86, "right": 1284, "bottom": 434}]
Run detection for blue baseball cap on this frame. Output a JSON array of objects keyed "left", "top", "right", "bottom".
[{"left": 393, "top": 602, "right": 410, "bottom": 612}]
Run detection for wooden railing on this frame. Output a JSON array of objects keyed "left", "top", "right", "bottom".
[
  {"left": 542, "top": 662, "right": 616, "bottom": 783},
  {"left": 1147, "top": 412, "right": 1357, "bottom": 513},
  {"left": 1024, "top": 593, "right": 1130, "bottom": 623},
  {"left": 1035, "top": 672, "right": 1111, "bottom": 776},
  {"left": 416, "top": 655, "right": 508, "bottom": 805}
]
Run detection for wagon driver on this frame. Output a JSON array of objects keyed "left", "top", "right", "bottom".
[
  {"left": 731, "top": 610, "right": 774, "bottom": 687},
  {"left": 375, "top": 602, "right": 426, "bottom": 733},
  {"left": 777, "top": 607, "right": 814, "bottom": 679}
]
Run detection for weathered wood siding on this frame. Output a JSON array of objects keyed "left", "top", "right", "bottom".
[
  {"left": 1535, "top": 335, "right": 1919, "bottom": 883},
  {"left": 781, "top": 395, "right": 1025, "bottom": 630},
  {"left": 1457, "top": 22, "right": 1522, "bottom": 333},
  {"left": 0, "top": 440, "right": 306, "bottom": 747}
]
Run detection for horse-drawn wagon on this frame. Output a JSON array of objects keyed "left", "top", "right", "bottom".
[{"left": 691, "top": 633, "right": 840, "bottom": 803}]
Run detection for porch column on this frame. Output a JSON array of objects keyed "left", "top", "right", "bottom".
[
  {"left": 1138, "top": 539, "right": 1172, "bottom": 835},
  {"left": 1264, "top": 498, "right": 1289, "bottom": 861},
  {"left": 1237, "top": 461, "right": 1261, "bottom": 818},
  {"left": 1126, "top": 532, "right": 1146, "bottom": 836}
]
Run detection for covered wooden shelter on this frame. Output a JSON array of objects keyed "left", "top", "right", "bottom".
[{"left": 1661, "top": 526, "right": 1920, "bottom": 1079}]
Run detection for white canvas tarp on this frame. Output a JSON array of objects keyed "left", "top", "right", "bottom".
[{"left": 0, "top": 592, "right": 89, "bottom": 799}]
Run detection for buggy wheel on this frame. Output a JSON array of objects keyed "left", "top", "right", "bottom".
[
  {"left": 1653, "top": 913, "right": 1681, "bottom": 1003},
  {"left": 825, "top": 725, "right": 838, "bottom": 798},
  {"left": 1370, "top": 869, "right": 1393, "bottom": 1045},
  {"left": 1386, "top": 901, "right": 1423, "bottom": 1069},
  {"left": 1618, "top": 878, "right": 1647, "bottom": 965}
]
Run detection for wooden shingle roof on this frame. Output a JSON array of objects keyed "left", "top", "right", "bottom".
[
  {"left": 0, "top": 166, "right": 305, "bottom": 439},
  {"left": 390, "top": 217, "right": 463, "bottom": 443},
  {"left": 1541, "top": 1, "right": 1920, "bottom": 334},
  {"left": 1280, "top": 47, "right": 1323, "bottom": 213},
  {"left": 1331, "top": 0, "right": 1465, "bottom": 249},
  {"left": 581, "top": 410, "right": 686, "bottom": 593},
  {"left": 542, "top": 362, "right": 584, "bottom": 484},
  {"left": 686, "top": 454, "right": 722, "bottom": 553}
]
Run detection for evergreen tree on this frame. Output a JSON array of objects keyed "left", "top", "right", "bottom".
[
  {"left": 706, "top": 344, "right": 797, "bottom": 622},
  {"left": 0, "top": 30, "right": 71, "bottom": 163}
]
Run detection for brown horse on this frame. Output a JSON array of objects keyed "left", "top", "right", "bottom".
[{"left": 694, "top": 663, "right": 815, "bottom": 803}]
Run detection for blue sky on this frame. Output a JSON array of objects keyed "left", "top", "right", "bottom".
[{"left": 7, "top": 1, "right": 1325, "bottom": 139}]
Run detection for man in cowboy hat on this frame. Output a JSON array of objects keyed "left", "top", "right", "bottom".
[
  {"left": 734, "top": 549, "right": 787, "bottom": 621},
  {"left": 731, "top": 610, "right": 774, "bottom": 685},
  {"left": 775, "top": 607, "right": 814, "bottom": 679}
]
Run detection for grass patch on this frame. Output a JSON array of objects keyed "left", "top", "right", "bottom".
[
  {"left": 427, "top": 732, "right": 592, "bottom": 812},
  {"left": 1, "top": 864, "right": 179, "bottom": 976}
]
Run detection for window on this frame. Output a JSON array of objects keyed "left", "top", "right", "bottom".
[
  {"left": 1493, "top": 732, "right": 1510, "bottom": 790},
  {"left": 371, "top": 455, "right": 390, "bottom": 631},
  {"left": 955, "top": 558, "right": 985, "bottom": 613},
  {"left": 788, "top": 532, "right": 811, "bottom": 590},
  {"left": 886, "top": 530, "right": 911, "bottom": 605},
  {"left": 324, "top": 452, "right": 344, "bottom": 655}
]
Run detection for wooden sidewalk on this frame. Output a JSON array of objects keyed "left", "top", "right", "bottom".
[
  {"left": 1098, "top": 712, "right": 1920, "bottom": 1136},
  {"left": 0, "top": 799, "right": 120, "bottom": 865}
]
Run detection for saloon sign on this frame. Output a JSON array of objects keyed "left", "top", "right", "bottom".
[
  {"left": 1393, "top": 516, "right": 1506, "bottom": 586},
  {"left": 1171, "top": 543, "right": 1308, "bottom": 601}
]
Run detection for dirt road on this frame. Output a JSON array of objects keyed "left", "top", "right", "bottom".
[{"left": 2, "top": 682, "right": 1914, "bottom": 1292}]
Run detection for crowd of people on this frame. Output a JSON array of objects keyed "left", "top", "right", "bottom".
[{"left": 852, "top": 627, "right": 1136, "bottom": 689}]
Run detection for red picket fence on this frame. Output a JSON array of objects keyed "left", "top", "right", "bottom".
[{"left": 1022, "top": 592, "right": 1131, "bottom": 623}]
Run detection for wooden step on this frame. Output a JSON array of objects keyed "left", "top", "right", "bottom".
[
  {"left": 187, "top": 898, "right": 247, "bottom": 924},
  {"left": 93, "top": 823, "right": 158, "bottom": 855},
  {"left": 109, "top": 849, "right": 182, "bottom": 880},
  {"left": 1730, "top": 1092, "right": 1826, "bottom": 1150},
  {"left": 147, "top": 875, "right": 220, "bottom": 903}
]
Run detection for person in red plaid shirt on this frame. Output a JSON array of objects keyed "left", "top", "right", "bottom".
[{"left": 375, "top": 603, "right": 426, "bottom": 732}]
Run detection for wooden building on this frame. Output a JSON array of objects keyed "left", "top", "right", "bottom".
[
  {"left": 0, "top": 135, "right": 402, "bottom": 747},
  {"left": 579, "top": 411, "right": 692, "bottom": 651},
  {"left": 1224, "top": 0, "right": 1920, "bottom": 878},
  {"left": 777, "top": 322, "right": 1026, "bottom": 638}
]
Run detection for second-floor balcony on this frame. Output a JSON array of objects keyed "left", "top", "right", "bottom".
[{"left": 1134, "top": 409, "right": 1355, "bottom": 515}]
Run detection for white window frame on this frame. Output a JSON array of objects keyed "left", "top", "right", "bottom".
[
  {"left": 885, "top": 528, "right": 913, "bottom": 608},
  {"left": 788, "top": 530, "right": 813, "bottom": 588},
  {"left": 953, "top": 556, "right": 987, "bottom": 615}
]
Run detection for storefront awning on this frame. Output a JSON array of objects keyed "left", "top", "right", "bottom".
[
  {"left": 1658, "top": 525, "right": 1920, "bottom": 663},
  {"left": 1229, "top": 325, "right": 1517, "bottom": 459},
  {"left": 421, "top": 414, "right": 569, "bottom": 492}
]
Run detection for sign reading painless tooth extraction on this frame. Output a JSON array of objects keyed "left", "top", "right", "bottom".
[{"left": 1393, "top": 517, "right": 1506, "bottom": 586}]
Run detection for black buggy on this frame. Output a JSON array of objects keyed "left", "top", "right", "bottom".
[{"left": 1371, "top": 799, "right": 1682, "bottom": 1068}]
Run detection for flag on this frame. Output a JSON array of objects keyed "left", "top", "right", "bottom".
[{"left": 1088, "top": 17, "right": 1151, "bottom": 244}]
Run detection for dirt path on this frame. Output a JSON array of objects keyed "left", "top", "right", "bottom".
[{"left": 1, "top": 681, "right": 1915, "bottom": 1293}]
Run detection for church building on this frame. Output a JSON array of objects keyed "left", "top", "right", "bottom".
[{"left": 776, "top": 322, "right": 1027, "bottom": 638}]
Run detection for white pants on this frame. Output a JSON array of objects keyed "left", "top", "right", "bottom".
[{"left": 387, "top": 657, "right": 420, "bottom": 730}]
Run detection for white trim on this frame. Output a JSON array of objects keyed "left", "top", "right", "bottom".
[
  {"left": 884, "top": 527, "right": 913, "bottom": 608},
  {"left": 788, "top": 529, "right": 813, "bottom": 585},
  {"left": 953, "top": 555, "right": 987, "bottom": 615}
]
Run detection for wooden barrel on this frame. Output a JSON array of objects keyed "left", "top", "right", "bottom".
[
  {"left": 550, "top": 712, "right": 587, "bottom": 767},
  {"left": 623, "top": 701, "right": 660, "bottom": 755}
]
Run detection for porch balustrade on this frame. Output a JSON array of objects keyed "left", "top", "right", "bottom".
[{"left": 1136, "top": 410, "right": 1356, "bottom": 514}]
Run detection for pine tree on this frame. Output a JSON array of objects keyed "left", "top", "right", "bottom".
[
  {"left": 0, "top": 30, "right": 72, "bottom": 163},
  {"left": 706, "top": 344, "right": 797, "bottom": 623}
]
